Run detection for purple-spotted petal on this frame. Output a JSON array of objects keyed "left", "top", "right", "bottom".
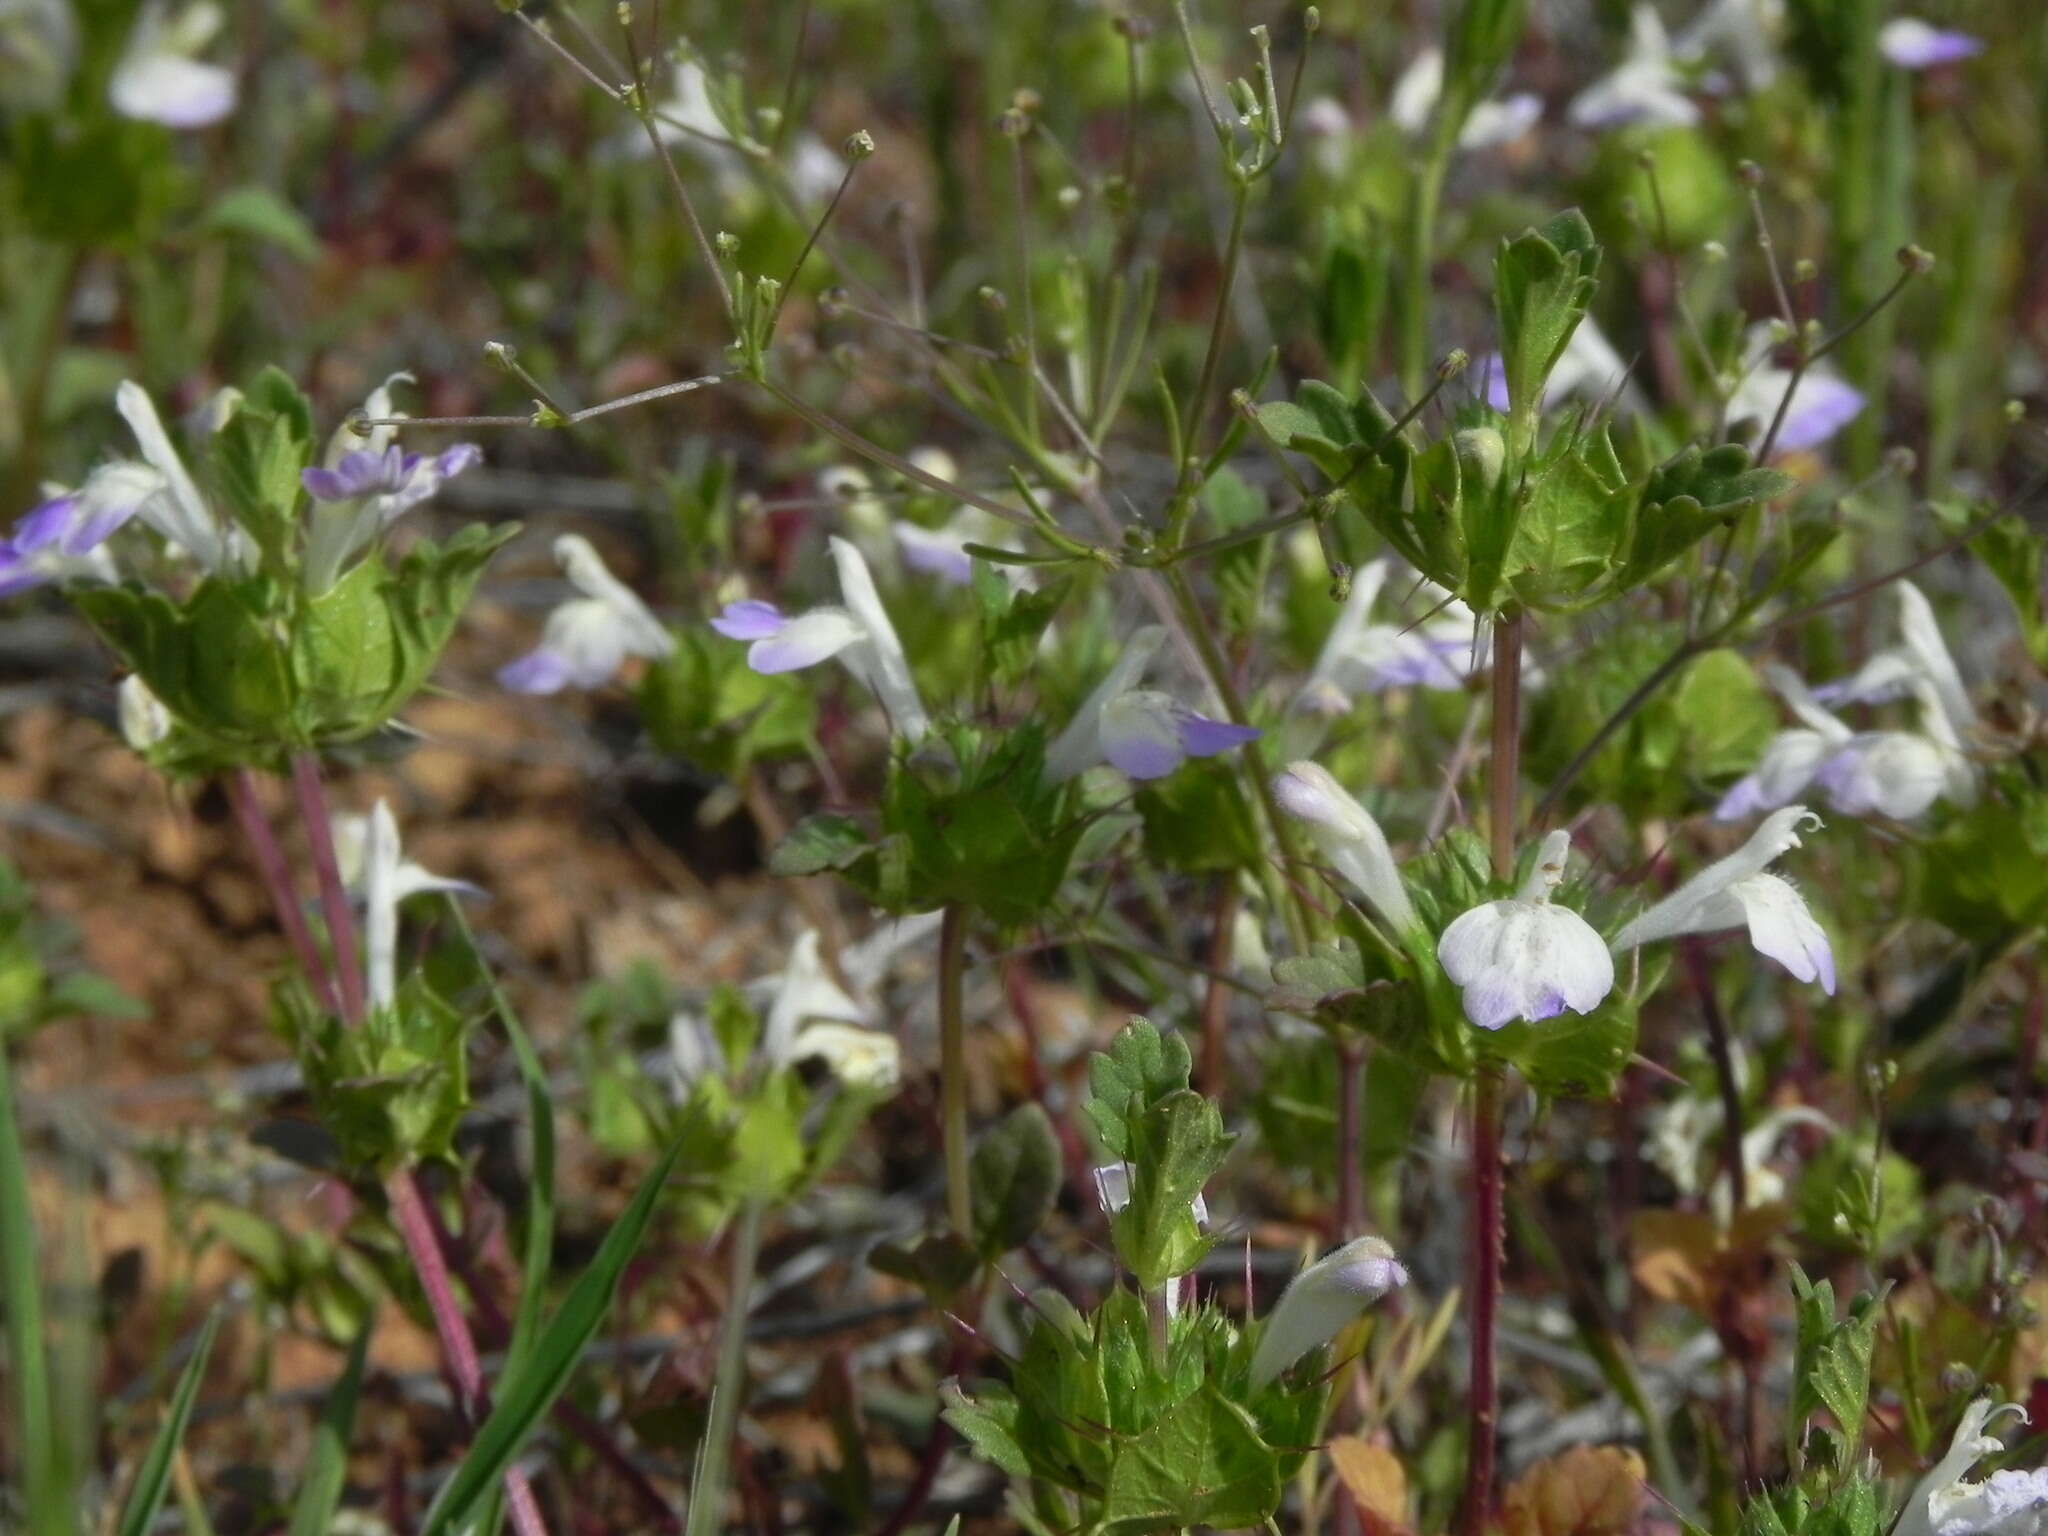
[
  {"left": 1878, "top": 18, "right": 1981, "bottom": 69},
  {"left": 497, "top": 648, "right": 575, "bottom": 695},
  {"left": 709, "top": 599, "right": 787, "bottom": 641},
  {"left": 1176, "top": 712, "right": 1261, "bottom": 759}
]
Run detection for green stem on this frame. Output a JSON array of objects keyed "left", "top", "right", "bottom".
[
  {"left": 1173, "top": 182, "right": 1250, "bottom": 516},
  {"left": 1400, "top": 135, "right": 1453, "bottom": 399},
  {"left": 686, "top": 1200, "right": 765, "bottom": 1536},
  {"left": 0, "top": 1040, "right": 65, "bottom": 1536},
  {"left": 939, "top": 904, "right": 973, "bottom": 1237}
]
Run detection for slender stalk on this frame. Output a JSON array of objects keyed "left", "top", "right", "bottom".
[
  {"left": 1489, "top": 613, "right": 1524, "bottom": 876},
  {"left": 938, "top": 904, "right": 973, "bottom": 1237},
  {"left": 1174, "top": 181, "right": 1250, "bottom": 508},
  {"left": 1400, "top": 135, "right": 1453, "bottom": 399},
  {"left": 1462, "top": 1066, "right": 1506, "bottom": 1536},
  {"left": 0, "top": 1042, "right": 64, "bottom": 1536},
  {"left": 1199, "top": 877, "right": 1240, "bottom": 1100},
  {"left": 1463, "top": 609, "right": 1522, "bottom": 1536},
  {"left": 291, "top": 753, "right": 366, "bottom": 1025},
  {"left": 686, "top": 1201, "right": 765, "bottom": 1536},
  {"left": 227, "top": 769, "right": 340, "bottom": 1015},
  {"left": 1335, "top": 1038, "right": 1365, "bottom": 1240}
]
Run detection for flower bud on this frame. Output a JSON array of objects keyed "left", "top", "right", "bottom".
[
  {"left": 843, "top": 129, "right": 876, "bottom": 161},
  {"left": 1250, "top": 1236, "right": 1408, "bottom": 1388}
]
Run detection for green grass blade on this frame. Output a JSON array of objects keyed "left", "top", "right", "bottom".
[
  {"left": 114, "top": 1308, "right": 222, "bottom": 1536},
  {"left": 420, "top": 1136, "right": 682, "bottom": 1536},
  {"left": 286, "top": 1321, "right": 372, "bottom": 1536},
  {"left": 446, "top": 901, "right": 557, "bottom": 1536},
  {"left": 0, "top": 1042, "right": 66, "bottom": 1536}
]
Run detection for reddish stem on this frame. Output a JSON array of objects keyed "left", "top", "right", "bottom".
[
  {"left": 1199, "top": 877, "right": 1240, "bottom": 1101},
  {"left": 227, "top": 769, "right": 340, "bottom": 1015},
  {"left": 291, "top": 752, "right": 367, "bottom": 1024},
  {"left": 1461, "top": 1068, "right": 1506, "bottom": 1536}
]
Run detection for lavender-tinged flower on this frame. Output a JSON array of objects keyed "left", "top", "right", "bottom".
[
  {"left": 1568, "top": 7, "right": 1701, "bottom": 130},
  {"left": 0, "top": 493, "right": 125, "bottom": 597},
  {"left": 1042, "top": 625, "right": 1260, "bottom": 782},
  {"left": 710, "top": 536, "right": 930, "bottom": 740},
  {"left": 498, "top": 534, "right": 676, "bottom": 694},
  {"left": 109, "top": 0, "right": 234, "bottom": 128},
  {"left": 1817, "top": 582, "right": 1979, "bottom": 732},
  {"left": 1896, "top": 1400, "right": 2048, "bottom": 1536},
  {"left": 1611, "top": 806, "right": 1835, "bottom": 991},
  {"left": 1273, "top": 761, "right": 1421, "bottom": 936},
  {"left": 1387, "top": 46, "right": 1543, "bottom": 150},
  {"left": 1727, "top": 326, "right": 1865, "bottom": 453},
  {"left": 1878, "top": 18, "right": 1982, "bottom": 70},
  {"left": 1673, "top": 0, "right": 1784, "bottom": 94},
  {"left": 1297, "top": 560, "right": 1473, "bottom": 713},
  {"left": 1437, "top": 830, "right": 1615, "bottom": 1029},
  {"left": 1250, "top": 1236, "right": 1410, "bottom": 1388}
]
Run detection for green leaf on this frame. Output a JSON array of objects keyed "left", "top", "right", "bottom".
[
  {"left": 1109, "top": 1090, "right": 1231, "bottom": 1291},
  {"left": 940, "top": 1380, "right": 1032, "bottom": 1479},
  {"left": 1484, "top": 998, "right": 1636, "bottom": 1099},
  {"left": 975, "top": 571, "right": 1071, "bottom": 689},
  {"left": 209, "top": 370, "right": 316, "bottom": 574},
  {"left": 1083, "top": 1017, "right": 1192, "bottom": 1159},
  {"left": 114, "top": 1309, "right": 222, "bottom": 1536},
  {"left": 1099, "top": 1384, "right": 1285, "bottom": 1531},
  {"left": 420, "top": 1137, "right": 683, "bottom": 1536},
  {"left": 287, "top": 1323, "right": 371, "bottom": 1536},
  {"left": 201, "top": 186, "right": 322, "bottom": 262},
  {"left": 1494, "top": 209, "right": 1602, "bottom": 437},
  {"left": 1788, "top": 1264, "right": 1887, "bottom": 1475},
  {"left": 769, "top": 814, "right": 873, "bottom": 877},
  {"left": 970, "top": 1104, "right": 1062, "bottom": 1261}
]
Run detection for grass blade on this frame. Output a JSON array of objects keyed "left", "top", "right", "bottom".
[
  {"left": 0, "top": 1041, "right": 66, "bottom": 1536},
  {"left": 420, "top": 1136, "right": 682, "bottom": 1536},
  {"left": 286, "top": 1321, "right": 372, "bottom": 1536},
  {"left": 115, "top": 1308, "right": 223, "bottom": 1536}
]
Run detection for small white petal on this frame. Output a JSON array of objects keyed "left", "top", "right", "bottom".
[
  {"left": 1250, "top": 1236, "right": 1409, "bottom": 1388},
  {"left": 748, "top": 607, "right": 864, "bottom": 674},
  {"left": 829, "top": 535, "right": 928, "bottom": 740},
  {"left": 1611, "top": 805, "right": 1818, "bottom": 952},
  {"left": 114, "top": 382, "right": 224, "bottom": 569},
  {"left": 1817, "top": 732, "right": 1949, "bottom": 819},
  {"left": 785, "top": 1021, "right": 900, "bottom": 1090},
  {"left": 117, "top": 675, "right": 172, "bottom": 749},
  {"left": 1045, "top": 626, "right": 1167, "bottom": 781},
  {"left": 110, "top": 52, "right": 234, "bottom": 128},
  {"left": 1273, "top": 762, "right": 1420, "bottom": 935}
]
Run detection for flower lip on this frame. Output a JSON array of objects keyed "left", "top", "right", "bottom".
[{"left": 709, "top": 599, "right": 788, "bottom": 641}]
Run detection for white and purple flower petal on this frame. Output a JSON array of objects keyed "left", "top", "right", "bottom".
[
  {"left": 709, "top": 599, "right": 788, "bottom": 641},
  {"left": 1878, "top": 17, "right": 1982, "bottom": 69},
  {"left": 500, "top": 536, "right": 674, "bottom": 694},
  {"left": 747, "top": 608, "right": 864, "bottom": 673},
  {"left": 109, "top": 0, "right": 234, "bottom": 128},
  {"left": 1437, "top": 830, "right": 1614, "bottom": 1028}
]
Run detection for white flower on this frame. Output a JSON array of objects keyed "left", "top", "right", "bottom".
[
  {"left": 1249, "top": 1235, "right": 1409, "bottom": 1388},
  {"left": 1897, "top": 1400, "right": 2048, "bottom": 1536},
  {"left": 117, "top": 676, "right": 173, "bottom": 751},
  {"left": 1093, "top": 1161, "right": 1211, "bottom": 1315},
  {"left": 1297, "top": 559, "right": 1475, "bottom": 713},
  {"left": 109, "top": 0, "right": 235, "bottom": 129},
  {"left": 782, "top": 1020, "right": 901, "bottom": 1091},
  {"left": 1437, "top": 830, "right": 1615, "bottom": 1029},
  {"left": 1717, "top": 662, "right": 1973, "bottom": 823},
  {"left": 1387, "top": 46, "right": 1542, "bottom": 150},
  {"left": 341, "top": 801, "right": 481, "bottom": 1011},
  {"left": 1568, "top": 7, "right": 1701, "bottom": 130},
  {"left": 1726, "top": 325, "right": 1865, "bottom": 454},
  {"left": 755, "top": 915, "right": 944, "bottom": 1068},
  {"left": 1645, "top": 1087, "right": 1831, "bottom": 1216},
  {"left": 710, "top": 536, "right": 930, "bottom": 741},
  {"left": 1610, "top": 806, "right": 1834, "bottom": 991},
  {"left": 80, "top": 380, "right": 232, "bottom": 572},
  {"left": 1042, "top": 625, "right": 1261, "bottom": 782},
  {"left": 1878, "top": 18, "right": 1982, "bottom": 70},
  {"left": 1673, "top": 0, "right": 1784, "bottom": 93},
  {"left": 499, "top": 535, "right": 676, "bottom": 694},
  {"left": 1272, "top": 761, "right": 1421, "bottom": 936}
]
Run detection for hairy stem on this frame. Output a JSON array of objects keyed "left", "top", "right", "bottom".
[
  {"left": 1336, "top": 1037, "right": 1365, "bottom": 1240},
  {"left": 686, "top": 1201, "right": 765, "bottom": 1536},
  {"left": 1199, "top": 877, "right": 1241, "bottom": 1101},
  {"left": 1462, "top": 1066, "right": 1506, "bottom": 1536},
  {"left": 227, "top": 769, "right": 340, "bottom": 1016},
  {"left": 290, "top": 753, "right": 366, "bottom": 1025},
  {"left": 939, "top": 904, "right": 973, "bottom": 1237},
  {"left": 1489, "top": 613, "right": 1524, "bottom": 877}
]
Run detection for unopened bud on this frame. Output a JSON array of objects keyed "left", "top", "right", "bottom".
[
  {"left": 1634, "top": 147, "right": 1656, "bottom": 171},
  {"left": 484, "top": 341, "right": 517, "bottom": 369},
  {"left": 1939, "top": 1362, "right": 1978, "bottom": 1396},
  {"left": 843, "top": 129, "right": 875, "bottom": 161},
  {"left": 2005, "top": 399, "right": 2026, "bottom": 423},
  {"left": 819, "top": 286, "right": 850, "bottom": 318},
  {"left": 1056, "top": 184, "right": 1082, "bottom": 210},
  {"left": 1113, "top": 12, "right": 1154, "bottom": 40},
  {"left": 977, "top": 285, "right": 1008, "bottom": 313},
  {"left": 1228, "top": 77, "right": 1262, "bottom": 122},
  {"left": 1701, "top": 240, "right": 1728, "bottom": 264},
  {"left": 1303, "top": 5, "right": 1320, "bottom": 33},
  {"left": 1793, "top": 258, "right": 1818, "bottom": 283},
  {"left": 1437, "top": 348, "right": 1470, "bottom": 382},
  {"left": 1884, "top": 446, "right": 1918, "bottom": 478},
  {"left": 1250, "top": 1236, "right": 1409, "bottom": 1388},
  {"left": 1899, "top": 243, "right": 1935, "bottom": 275},
  {"left": 715, "top": 230, "right": 741, "bottom": 258},
  {"left": 1737, "top": 159, "right": 1764, "bottom": 187}
]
